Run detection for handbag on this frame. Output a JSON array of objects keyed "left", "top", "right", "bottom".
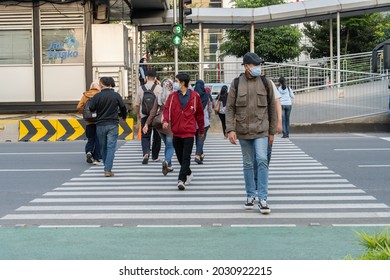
[
  {"left": 214, "top": 100, "right": 221, "bottom": 114},
  {"left": 151, "top": 113, "right": 163, "bottom": 129}
]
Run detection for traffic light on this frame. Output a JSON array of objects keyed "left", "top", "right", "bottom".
[
  {"left": 179, "top": 0, "right": 192, "bottom": 27},
  {"left": 172, "top": 23, "right": 183, "bottom": 46}
]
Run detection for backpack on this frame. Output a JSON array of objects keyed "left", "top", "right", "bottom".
[
  {"left": 141, "top": 84, "right": 157, "bottom": 115},
  {"left": 83, "top": 98, "right": 97, "bottom": 122}
]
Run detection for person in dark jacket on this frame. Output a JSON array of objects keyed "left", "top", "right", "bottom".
[
  {"left": 162, "top": 73, "right": 205, "bottom": 190},
  {"left": 89, "top": 76, "right": 127, "bottom": 177}
]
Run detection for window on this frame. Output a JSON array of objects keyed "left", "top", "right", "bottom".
[
  {"left": 42, "top": 29, "right": 84, "bottom": 64},
  {"left": 0, "top": 30, "right": 32, "bottom": 64}
]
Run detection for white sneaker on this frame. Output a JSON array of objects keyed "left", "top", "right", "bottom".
[
  {"left": 186, "top": 173, "right": 194, "bottom": 185},
  {"left": 258, "top": 200, "right": 271, "bottom": 214},
  {"left": 93, "top": 160, "right": 103, "bottom": 166},
  {"left": 177, "top": 180, "right": 185, "bottom": 191}
]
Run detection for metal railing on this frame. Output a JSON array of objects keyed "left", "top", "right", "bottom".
[{"left": 127, "top": 60, "right": 389, "bottom": 124}]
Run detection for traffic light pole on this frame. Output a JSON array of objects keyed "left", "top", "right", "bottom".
[{"left": 174, "top": 0, "right": 179, "bottom": 75}]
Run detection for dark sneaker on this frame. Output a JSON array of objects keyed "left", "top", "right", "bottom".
[
  {"left": 258, "top": 200, "right": 271, "bottom": 214},
  {"left": 177, "top": 180, "right": 185, "bottom": 191},
  {"left": 244, "top": 197, "right": 255, "bottom": 209},
  {"left": 86, "top": 152, "right": 93, "bottom": 163},
  {"left": 194, "top": 157, "right": 203, "bottom": 164},
  {"left": 162, "top": 161, "right": 169, "bottom": 176},
  {"left": 142, "top": 155, "right": 149, "bottom": 165}
]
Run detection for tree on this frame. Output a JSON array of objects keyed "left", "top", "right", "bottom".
[
  {"left": 220, "top": 0, "right": 302, "bottom": 63},
  {"left": 303, "top": 13, "right": 388, "bottom": 59},
  {"left": 144, "top": 30, "right": 199, "bottom": 63}
]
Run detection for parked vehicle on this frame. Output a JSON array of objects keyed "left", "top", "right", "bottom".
[{"left": 205, "top": 83, "right": 230, "bottom": 100}]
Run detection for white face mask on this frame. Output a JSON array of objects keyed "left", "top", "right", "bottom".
[
  {"left": 173, "top": 82, "right": 181, "bottom": 91},
  {"left": 249, "top": 65, "right": 261, "bottom": 77}
]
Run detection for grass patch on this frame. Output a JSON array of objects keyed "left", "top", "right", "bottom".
[{"left": 346, "top": 228, "right": 390, "bottom": 260}]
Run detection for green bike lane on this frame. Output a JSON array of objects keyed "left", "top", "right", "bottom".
[{"left": 0, "top": 226, "right": 386, "bottom": 260}]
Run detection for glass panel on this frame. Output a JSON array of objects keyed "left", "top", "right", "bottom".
[
  {"left": 42, "top": 29, "right": 84, "bottom": 64},
  {"left": 0, "top": 30, "right": 32, "bottom": 64}
]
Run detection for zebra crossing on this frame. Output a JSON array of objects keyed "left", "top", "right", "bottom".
[{"left": 1, "top": 135, "right": 390, "bottom": 227}]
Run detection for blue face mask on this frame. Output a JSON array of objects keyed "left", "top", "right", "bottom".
[
  {"left": 173, "top": 82, "right": 181, "bottom": 91},
  {"left": 250, "top": 65, "right": 261, "bottom": 77}
]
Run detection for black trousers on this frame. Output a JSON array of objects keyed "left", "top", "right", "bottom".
[
  {"left": 173, "top": 136, "right": 194, "bottom": 182},
  {"left": 141, "top": 116, "right": 161, "bottom": 159},
  {"left": 218, "top": 113, "right": 226, "bottom": 136}
]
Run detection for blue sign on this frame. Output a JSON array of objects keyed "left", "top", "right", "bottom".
[{"left": 47, "top": 34, "right": 79, "bottom": 62}]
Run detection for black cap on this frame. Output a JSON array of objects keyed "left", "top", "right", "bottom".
[
  {"left": 242, "top": 52, "right": 263, "bottom": 65},
  {"left": 146, "top": 69, "right": 157, "bottom": 77}
]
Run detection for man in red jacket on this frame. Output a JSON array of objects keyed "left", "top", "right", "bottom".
[{"left": 162, "top": 73, "right": 205, "bottom": 190}]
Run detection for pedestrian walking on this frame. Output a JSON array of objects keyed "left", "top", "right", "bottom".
[
  {"left": 278, "top": 77, "right": 295, "bottom": 138},
  {"left": 143, "top": 78, "right": 175, "bottom": 175},
  {"left": 77, "top": 81, "right": 102, "bottom": 165},
  {"left": 139, "top": 57, "right": 148, "bottom": 86},
  {"left": 225, "top": 52, "right": 277, "bottom": 214},
  {"left": 134, "top": 69, "right": 162, "bottom": 164},
  {"left": 88, "top": 77, "right": 127, "bottom": 177},
  {"left": 193, "top": 79, "right": 212, "bottom": 164},
  {"left": 162, "top": 73, "right": 205, "bottom": 190},
  {"left": 214, "top": 85, "right": 228, "bottom": 139}
]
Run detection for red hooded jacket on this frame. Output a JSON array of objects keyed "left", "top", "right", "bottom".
[{"left": 162, "top": 89, "right": 205, "bottom": 138}]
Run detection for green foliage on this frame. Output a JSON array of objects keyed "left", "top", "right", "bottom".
[
  {"left": 303, "top": 13, "right": 390, "bottom": 58},
  {"left": 221, "top": 0, "right": 302, "bottom": 62},
  {"left": 346, "top": 228, "right": 390, "bottom": 260},
  {"left": 145, "top": 30, "right": 199, "bottom": 63}
]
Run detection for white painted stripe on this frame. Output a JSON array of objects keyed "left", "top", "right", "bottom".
[
  {"left": 334, "top": 148, "right": 390, "bottom": 151},
  {"left": 87, "top": 166, "right": 329, "bottom": 171},
  {"left": 231, "top": 224, "right": 297, "bottom": 227},
  {"left": 55, "top": 184, "right": 357, "bottom": 191},
  {"left": 0, "top": 152, "right": 83, "bottom": 155},
  {"left": 42, "top": 189, "right": 365, "bottom": 196},
  {"left": 38, "top": 225, "right": 101, "bottom": 228},
  {"left": 16, "top": 203, "right": 388, "bottom": 211},
  {"left": 81, "top": 170, "right": 334, "bottom": 175},
  {"left": 3, "top": 212, "right": 390, "bottom": 220},
  {"left": 380, "top": 137, "right": 390, "bottom": 142},
  {"left": 136, "top": 225, "right": 202, "bottom": 228},
  {"left": 70, "top": 175, "right": 342, "bottom": 181},
  {"left": 29, "top": 196, "right": 376, "bottom": 203},
  {"left": 358, "top": 165, "right": 390, "bottom": 168},
  {"left": 332, "top": 224, "right": 390, "bottom": 227},
  {"left": 0, "top": 169, "right": 71, "bottom": 172}
]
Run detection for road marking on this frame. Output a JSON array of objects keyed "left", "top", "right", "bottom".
[
  {"left": 332, "top": 224, "right": 390, "bottom": 227},
  {"left": 0, "top": 152, "right": 83, "bottom": 155},
  {"left": 16, "top": 203, "right": 388, "bottom": 212},
  {"left": 0, "top": 169, "right": 71, "bottom": 172},
  {"left": 334, "top": 148, "right": 390, "bottom": 151},
  {"left": 358, "top": 165, "right": 390, "bottom": 168},
  {"left": 69, "top": 176, "right": 344, "bottom": 181},
  {"left": 231, "top": 224, "right": 296, "bottom": 227},
  {"left": 2, "top": 212, "right": 390, "bottom": 220},
  {"left": 380, "top": 137, "right": 390, "bottom": 142},
  {"left": 38, "top": 225, "right": 101, "bottom": 228},
  {"left": 29, "top": 196, "right": 377, "bottom": 203},
  {"left": 55, "top": 184, "right": 357, "bottom": 190},
  {"left": 136, "top": 225, "right": 202, "bottom": 228},
  {"left": 42, "top": 189, "right": 365, "bottom": 196}
]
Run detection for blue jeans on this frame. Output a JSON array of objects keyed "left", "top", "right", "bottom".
[
  {"left": 282, "top": 105, "right": 292, "bottom": 137},
  {"left": 195, "top": 126, "right": 209, "bottom": 155},
  {"left": 239, "top": 137, "right": 269, "bottom": 201},
  {"left": 85, "top": 124, "right": 101, "bottom": 160},
  {"left": 159, "top": 132, "right": 174, "bottom": 167},
  {"left": 96, "top": 124, "right": 118, "bottom": 172}
]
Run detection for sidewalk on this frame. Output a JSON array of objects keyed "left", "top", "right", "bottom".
[{"left": 0, "top": 226, "right": 383, "bottom": 260}]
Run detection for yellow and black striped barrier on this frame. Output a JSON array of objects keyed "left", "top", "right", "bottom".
[{"left": 19, "top": 118, "right": 133, "bottom": 142}]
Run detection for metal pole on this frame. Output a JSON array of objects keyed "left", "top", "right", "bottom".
[
  {"left": 135, "top": 25, "right": 140, "bottom": 90},
  {"left": 330, "top": 18, "right": 334, "bottom": 85},
  {"left": 337, "top": 12, "right": 341, "bottom": 87},
  {"left": 307, "top": 52, "right": 310, "bottom": 88},
  {"left": 174, "top": 0, "right": 179, "bottom": 75},
  {"left": 250, "top": 22, "right": 255, "bottom": 53},
  {"left": 199, "top": 22, "right": 203, "bottom": 80}
]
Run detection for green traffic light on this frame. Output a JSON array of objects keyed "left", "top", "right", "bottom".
[
  {"left": 172, "top": 24, "right": 183, "bottom": 35},
  {"left": 173, "top": 34, "right": 182, "bottom": 46}
]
